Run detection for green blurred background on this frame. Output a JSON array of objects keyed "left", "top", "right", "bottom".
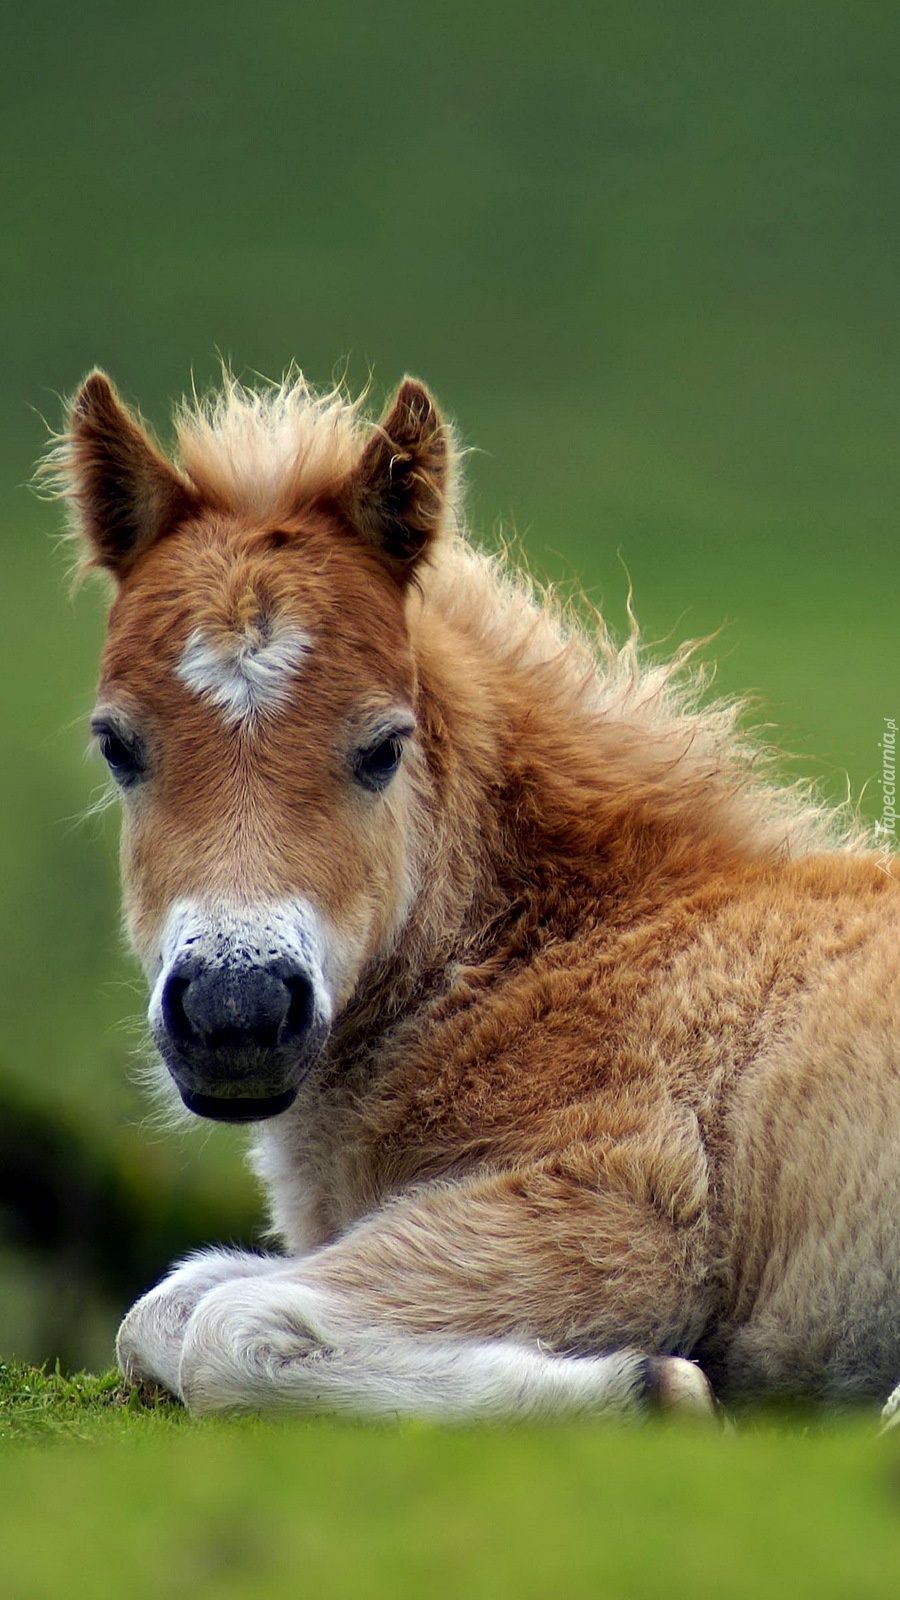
[{"left": 1, "top": 0, "right": 897, "bottom": 1370}]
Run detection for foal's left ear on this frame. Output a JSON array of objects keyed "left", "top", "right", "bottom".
[
  {"left": 337, "top": 379, "right": 451, "bottom": 577},
  {"left": 58, "top": 371, "right": 197, "bottom": 579}
]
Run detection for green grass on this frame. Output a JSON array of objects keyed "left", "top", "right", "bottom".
[
  {"left": 0, "top": 1361, "right": 180, "bottom": 1444},
  {"left": 1, "top": 1363, "right": 899, "bottom": 1598}
]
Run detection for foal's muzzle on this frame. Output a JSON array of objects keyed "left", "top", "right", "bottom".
[
  {"left": 157, "top": 956, "right": 320, "bottom": 1120},
  {"left": 148, "top": 901, "right": 334, "bottom": 1121}
]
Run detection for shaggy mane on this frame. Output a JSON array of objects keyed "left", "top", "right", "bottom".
[
  {"left": 174, "top": 369, "right": 371, "bottom": 519},
  {"left": 421, "top": 536, "right": 867, "bottom": 863}
]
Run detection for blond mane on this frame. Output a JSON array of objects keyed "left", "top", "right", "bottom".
[
  {"left": 421, "top": 535, "right": 865, "bottom": 864},
  {"left": 174, "top": 370, "right": 371, "bottom": 520}
]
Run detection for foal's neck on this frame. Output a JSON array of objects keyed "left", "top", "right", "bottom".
[
  {"left": 330, "top": 581, "right": 750, "bottom": 1073},
  {"left": 399, "top": 598, "right": 738, "bottom": 976}
]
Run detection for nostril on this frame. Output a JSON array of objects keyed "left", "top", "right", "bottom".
[
  {"left": 283, "top": 973, "right": 315, "bottom": 1041},
  {"left": 161, "top": 972, "right": 193, "bottom": 1044}
]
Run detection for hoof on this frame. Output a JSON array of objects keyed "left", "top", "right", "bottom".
[{"left": 648, "top": 1356, "right": 716, "bottom": 1418}]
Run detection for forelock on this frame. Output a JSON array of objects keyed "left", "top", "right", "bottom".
[{"left": 174, "top": 370, "right": 368, "bottom": 521}]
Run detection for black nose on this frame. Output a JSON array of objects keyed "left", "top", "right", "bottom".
[{"left": 161, "top": 959, "right": 315, "bottom": 1055}]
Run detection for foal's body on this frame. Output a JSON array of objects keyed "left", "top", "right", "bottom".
[
  {"left": 255, "top": 852, "right": 900, "bottom": 1404},
  {"left": 55, "top": 370, "right": 900, "bottom": 1416}
]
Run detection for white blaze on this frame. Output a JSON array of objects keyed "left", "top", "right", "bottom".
[{"left": 176, "top": 622, "right": 311, "bottom": 726}]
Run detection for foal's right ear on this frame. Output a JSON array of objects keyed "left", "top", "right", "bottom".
[{"left": 57, "top": 372, "right": 197, "bottom": 578}]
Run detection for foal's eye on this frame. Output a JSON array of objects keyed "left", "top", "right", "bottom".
[
  {"left": 353, "top": 733, "right": 406, "bottom": 792},
  {"left": 92, "top": 722, "right": 145, "bottom": 787}
]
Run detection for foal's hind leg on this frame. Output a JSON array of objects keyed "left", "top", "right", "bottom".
[{"left": 159, "top": 1165, "right": 714, "bottom": 1419}]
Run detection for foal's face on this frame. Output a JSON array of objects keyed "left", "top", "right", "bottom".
[
  {"left": 63, "top": 369, "right": 449, "bottom": 1120},
  {"left": 96, "top": 514, "right": 422, "bottom": 1119}
]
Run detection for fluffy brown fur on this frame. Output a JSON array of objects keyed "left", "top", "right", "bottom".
[{"left": 53, "top": 368, "right": 900, "bottom": 1411}]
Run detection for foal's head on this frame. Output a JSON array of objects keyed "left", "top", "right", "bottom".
[{"left": 60, "top": 373, "right": 452, "bottom": 1121}]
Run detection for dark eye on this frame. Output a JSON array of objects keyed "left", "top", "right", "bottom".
[
  {"left": 353, "top": 733, "right": 406, "bottom": 792},
  {"left": 92, "top": 721, "right": 145, "bottom": 787}
]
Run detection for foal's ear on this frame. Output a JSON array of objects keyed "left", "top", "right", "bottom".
[
  {"left": 59, "top": 372, "right": 196, "bottom": 578},
  {"left": 338, "top": 379, "right": 451, "bottom": 576}
]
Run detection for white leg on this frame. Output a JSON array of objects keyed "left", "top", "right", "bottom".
[
  {"left": 116, "top": 1248, "right": 285, "bottom": 1394},
  {"left": 177, "top": 1274, "right": 714, "bottom": 1421}
]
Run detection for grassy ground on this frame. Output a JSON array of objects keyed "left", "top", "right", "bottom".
[{"left": 1, "top": 1364, "right": 899, "bottom": 1599}]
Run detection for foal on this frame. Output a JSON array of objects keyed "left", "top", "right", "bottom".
[{"left": 55, "top": 370, "right": 900, "bottom": 1418}]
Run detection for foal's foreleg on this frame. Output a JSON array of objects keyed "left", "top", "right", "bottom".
[
  {"left": 178, "top": 1275, "right": 709, "bottom": 1419},
  {"left": 117, "top": 1248, "right": 285, "bottom": 1395},
  {"left": 168, "top": 1167, "right": 713, "bottom": 1419}
]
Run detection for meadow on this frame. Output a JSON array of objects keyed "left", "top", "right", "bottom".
[
  {"left": 2, "top": 1362, "right": 900, "bottom": 1599},
  {"left": 1, "top": 0, "right": 899, "bottom": 1589}
]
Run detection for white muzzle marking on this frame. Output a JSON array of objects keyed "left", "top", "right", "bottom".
[{"left": 147, "top": 898, "right": 337, "bottom": 1040}]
